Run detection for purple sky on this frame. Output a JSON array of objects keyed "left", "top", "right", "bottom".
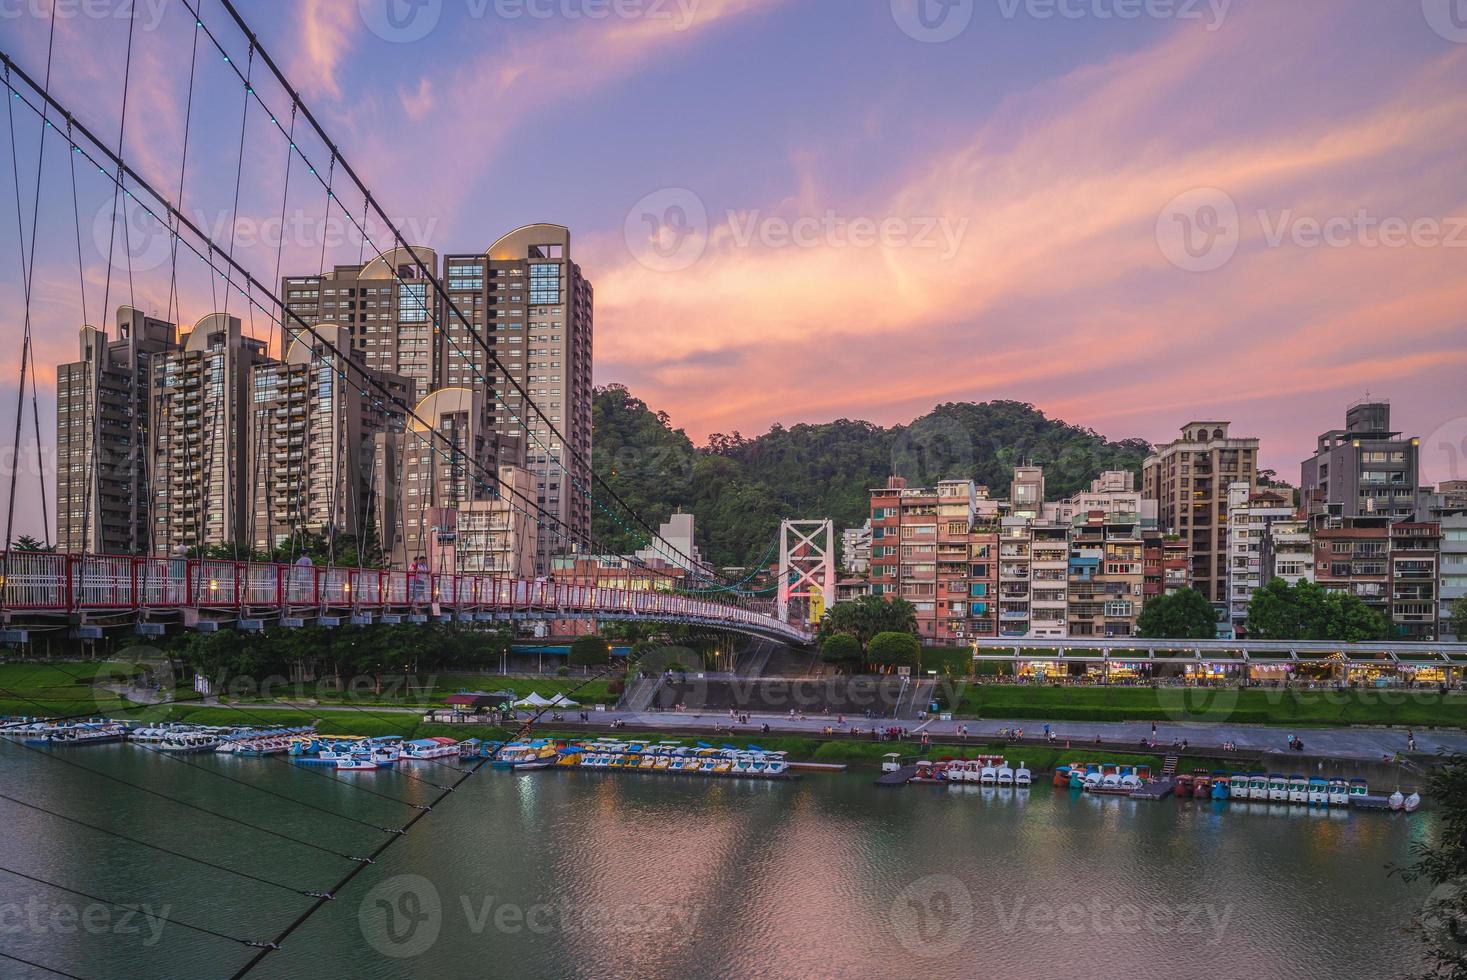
[{"left": 2, "top": 0, "right": 1466, "bottom": 541}]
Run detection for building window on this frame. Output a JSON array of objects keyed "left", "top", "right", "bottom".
[
  {"left": 528, "top": 264, "right": 561, "bottom": 305},
  {"left": 398, "top": 283, "right": 429, "bottom": 322}
]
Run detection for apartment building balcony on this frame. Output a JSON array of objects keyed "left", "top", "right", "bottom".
[{"left": 999, "top": 566, "right": 1030, "bottom": 580}]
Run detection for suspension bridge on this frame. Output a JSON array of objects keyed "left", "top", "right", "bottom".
[
  {"left": 0, "top": 551, "right": 812, "bottom": 643},
  {"left": 0, "top": 3, "right": 843, "bottom": 977},
  {"left": 0, "top": 1, "right": 833, "bottom": 652}
]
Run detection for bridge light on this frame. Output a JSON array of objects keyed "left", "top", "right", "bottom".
[
  {"left": 343, "top": 582, "right": 351, "bottom": 594},
  {"left": 209, "top": 579, "right": 218, "bottom": 592}
]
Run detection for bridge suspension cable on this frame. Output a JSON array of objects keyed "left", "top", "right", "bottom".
[
  {"left": 189, "top": 0, "right": 728, "bottom": 587},
  {"left": 0, "top": 59, "right": 723, "bottom": 606}
]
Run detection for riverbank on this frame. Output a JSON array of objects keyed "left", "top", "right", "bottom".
[{"left": 951, "top": 682, "right": 1467, "bottom": 727}]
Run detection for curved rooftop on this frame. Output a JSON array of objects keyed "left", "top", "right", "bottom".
[
  {"left": 360, "top": 245, "right": 438, "bottom": 280},
  {"left": 407, "top": 387, "right": 476, "bottom": 433},
  {"left": 486, "top": 223, "right": 570, "bottom": 261},
  {"left": 283, "top": 323, "right": 348, "bottom": 365}
]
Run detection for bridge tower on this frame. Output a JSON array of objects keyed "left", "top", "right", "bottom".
[{"left": 777, "top": 519, "right": 835, "bottom": 625}]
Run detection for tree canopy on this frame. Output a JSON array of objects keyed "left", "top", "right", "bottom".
[
  {"left": 1451, "top": 597, "right": 1467, "bottom": 643},
  {"left": 867, "top": 631, "right": 921, "bottom": 669},
  {"left": 819, "top": 633, "right": 863, "bottom": 671},
  {"left": 818, "top": 596, "right": 919, "bottom": 650},
  {"left": 167, "top": 621, "right": 511, "bottom": 692},
  {"left": 1246, "top": 578, "right": 1390, "bottom": 642},
  {"left": 1401, "top": 753, "right": 1467, "bottom": 977},
  {"left": 568, "top": 634, "right": 611, "bottom": 669},
  {"left": 1136, "top": 588, "right": 1219, "bottom": 639}
]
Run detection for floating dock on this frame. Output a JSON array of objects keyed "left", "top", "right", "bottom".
[
  {"left": 874, "top": 764, "right": 921, "bottom": 787},
  {"left": 1126, "top": 777, "right": 1178, "bottom": 801}
]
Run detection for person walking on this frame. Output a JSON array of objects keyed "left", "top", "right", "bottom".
[{"left": 293, "top": 551, "right": 314, "bottom": 602}]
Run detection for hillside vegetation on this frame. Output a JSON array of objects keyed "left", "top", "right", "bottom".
[{"left": 591, "top": 385, "right": 1152, "bottom": 568}]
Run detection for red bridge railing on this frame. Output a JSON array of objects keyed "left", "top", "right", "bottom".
[{"left": 0, "top": 552, "right": 807, "bottom": 641}]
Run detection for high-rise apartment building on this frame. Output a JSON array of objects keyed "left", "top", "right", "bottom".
[
  {"left": 443, "top": 225, "right": 593, "bottom": 576},
  {"left": 150, "top": 314, "right": 268, "bottom": 552},
  {"left": 246, "top": 325, "right": 413, "bottom": 556},
  {"left": 1142, "top": 421, "right": 1260, "bottom": 606},
  {"left": 418, "top": 464, "right": 540, "bottom": 578},
  {"left": 1300, "top": 401, "right": 1420, "bottom": 521},
  {"left": 283, "top": 227, "right": 594, "bottom": 575},
  {"left": 281, "top": 247, "right": 441, "bottom": 400},
  {"left": 399, "top": 387, "right": 500, "bottom": 568},
  {"left": 55, "top": 308, "right": 179, "bottom": 554},
  {"left": 1225, "top": 483, "right": 1295, "bottom": 635}
]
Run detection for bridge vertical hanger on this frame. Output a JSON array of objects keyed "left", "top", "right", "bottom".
[{"left": 778, "top": 519, "right": 835, "bottom": 625}]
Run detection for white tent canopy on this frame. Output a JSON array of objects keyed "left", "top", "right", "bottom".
[{"left": 512, "top": 692, "right": 581, "bottom": 708}]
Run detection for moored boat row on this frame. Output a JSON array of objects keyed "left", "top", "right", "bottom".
[{"left": 559, "top": 739, "right": 793, "bottom": 778}]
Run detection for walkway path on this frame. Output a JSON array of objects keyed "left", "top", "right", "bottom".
[{"left": 590, "top": 708, "right": 1467, "bottom": 761}]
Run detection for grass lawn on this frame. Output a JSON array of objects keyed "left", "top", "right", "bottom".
[
  {"left": 954, "top": 683, "right": 1467, "bottom": 728},
  {"left": 227, "top": 673, "right": 619, "bottom": 708},
  {"left": 0, "top": 661, "right": 145, "bottom": 718}
]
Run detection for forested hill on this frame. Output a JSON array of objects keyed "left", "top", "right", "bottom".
[{"left": 590, "top": 385, "right": 1153, "bottom": 569}]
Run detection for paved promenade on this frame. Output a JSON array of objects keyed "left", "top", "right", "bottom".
[{"left": 581, "top": 707, "right": 1467, "bottom": 761}]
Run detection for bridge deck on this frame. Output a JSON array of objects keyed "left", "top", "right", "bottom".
[{"left": 0, "top": 552, "right": 810, "bottom": 643}]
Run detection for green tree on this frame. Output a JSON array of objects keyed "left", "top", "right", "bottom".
[
  {"left": 1450, "top": 597, "right": 1467, "bottom": 643},
  {"left": 867, "top": 631, "right": 921, "bottom": 670},
  {"left": 1400, "top": 753, "right": 1467, "bottom": 977},
  {"left": 1247, "top": 578, "right": 1389, "bottom": 642},
  {"left": 1136, "top": 587, "right": 1218, "bottom": 639},
  {"left": 818, "top": 596, "right": 918, "bottom": 651},
  {"left": 820, "top": 633, "right": 863, "bottom": 672},
  {"left": 1246, "top": 578, "right": 1306, "bottom": 639},
  {"left": 568, "top": 634, "right": 611, "bottom": 673},
  {"left": 10, "top": 535, "right": 53, "bottom": 552}
]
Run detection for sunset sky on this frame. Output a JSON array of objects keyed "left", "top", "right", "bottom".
[{"left": 2, "top": 0, "right": 1466, "bottom": 539}]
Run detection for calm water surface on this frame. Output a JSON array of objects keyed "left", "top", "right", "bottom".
[{"left": 0, "top": 743, "right": 1436, "bottom": 979}]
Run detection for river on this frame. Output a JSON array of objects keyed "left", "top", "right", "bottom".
[{"left": 0, "top": 743, "right": 1437, "bottom": 979}]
